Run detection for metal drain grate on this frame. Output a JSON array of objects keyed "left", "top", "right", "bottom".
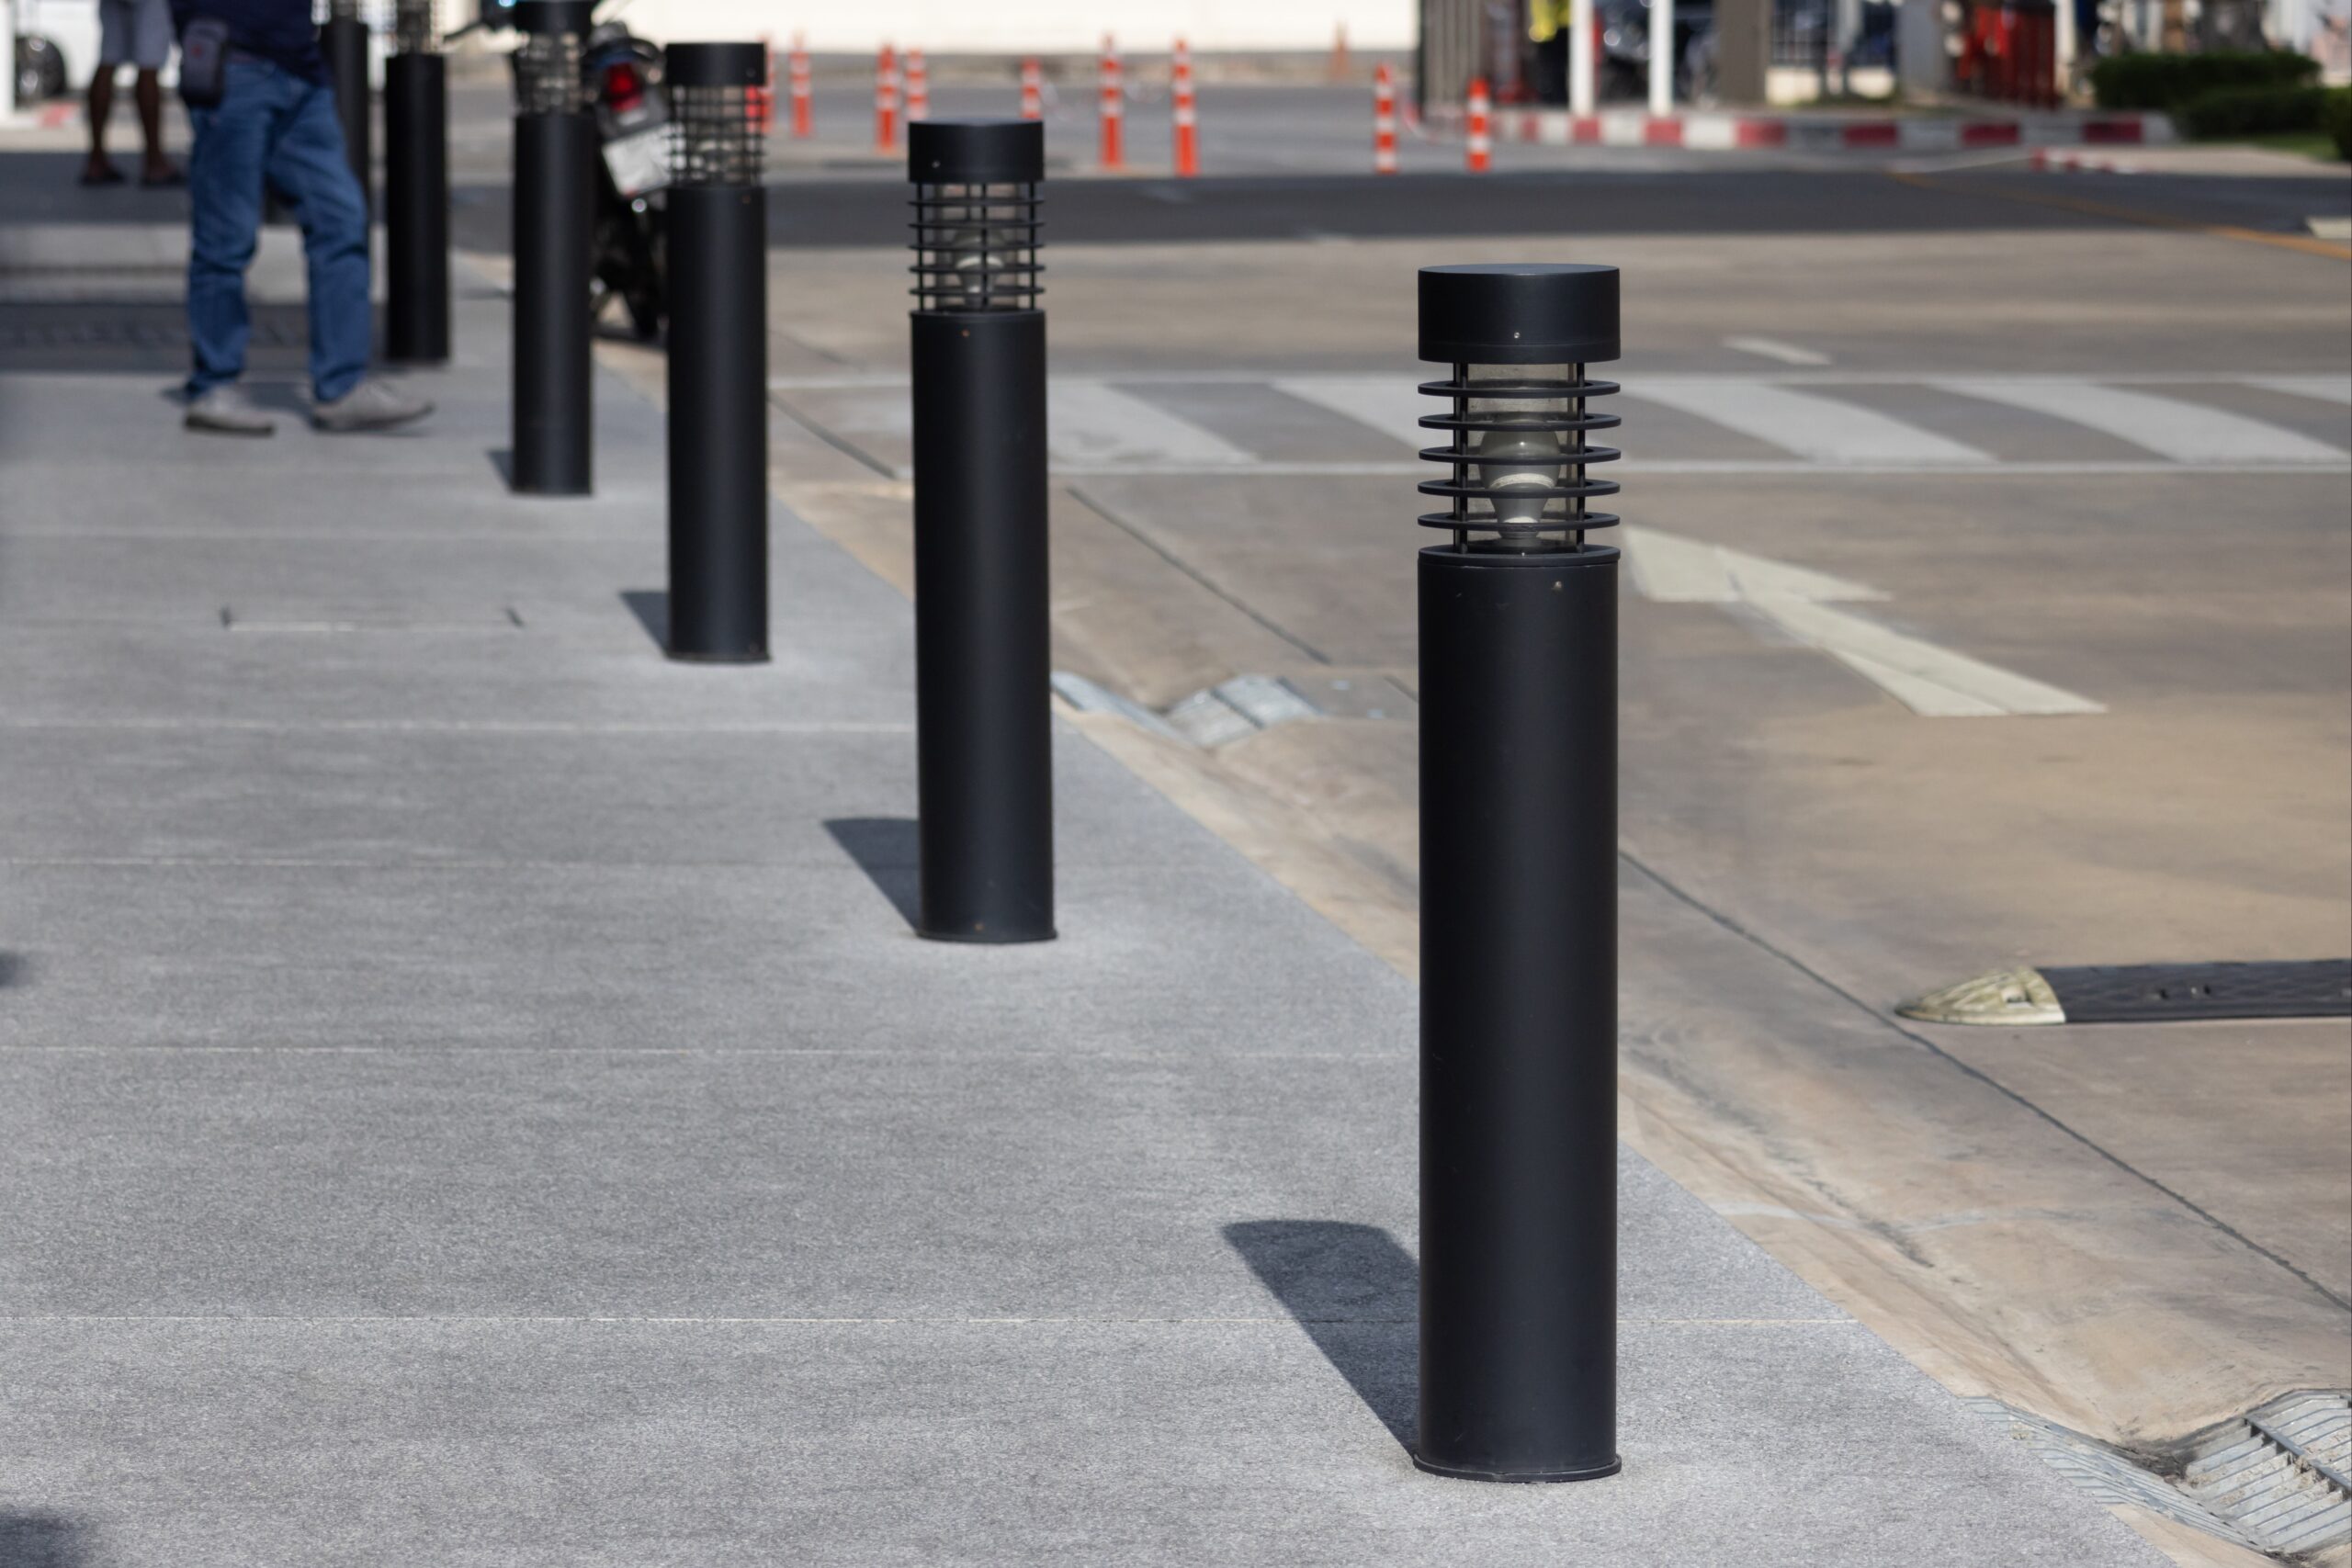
[
  {"left": 2182, "top": 1393, "right": 2352, "bottom": 1560},
  {"left": 1901, "top": 960, "right": 2352, "bottom": 1026},
  {"left": 1972, "top": 1393, "right": 2352, "bottom": 1562}
]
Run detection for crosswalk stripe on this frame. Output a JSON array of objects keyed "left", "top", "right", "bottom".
[
  {"left": 1620, "top": 525, "right": 1883, "bottom": 604},
  {"left": 1629, "top": 380, "right": 1994, "bottom": 465},
  {"left": 1937, "top": 379, "right": 2346, "bottom": 463},
  {"left": 1048, "top": 383, "right": 1256, "bottom": 468},
  {"left": 1270, "top": 376, "right": 1430, "bottom": 451},
  {"left": 2244, "top": 375, "right": 2352, "bottom": 408}
]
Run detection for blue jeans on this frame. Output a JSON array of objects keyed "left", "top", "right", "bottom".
[{"left": 186, "top": 58, "right": 370, "bottom": 401}]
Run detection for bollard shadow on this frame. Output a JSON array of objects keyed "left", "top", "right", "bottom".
[
  {"left": 618, "top": 590, "right": 667, "bottom": 651},
  {"left": 821, "top": 817, "right": 922, "bottom": 932},
  {"left": 1223, "top": 1220, "right": 1418, "bottom": 1448},
  {"left": 0, "top": 953, "right": 28, "bottom": 989},
  {"left": 0, "top": 1509, "right": 96, "bottom": 1568},
  {"left": 486, "top": 448, "right": 514, "bottom": 488}
]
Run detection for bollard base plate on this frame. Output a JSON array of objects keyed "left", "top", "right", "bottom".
[
  {"left": 1411, "top": 1452, "right": 1623, "bottom": 1484},
  {"left": 915, "top": 925, "right": 1058, "bottom": 945},
  {"left": 663, "top": 649, "right": 771, "bottom": 665}
]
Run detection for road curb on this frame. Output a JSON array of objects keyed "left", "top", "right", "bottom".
[{"left": 1494, "top": 107, "right": 2176, "bottom": 152}]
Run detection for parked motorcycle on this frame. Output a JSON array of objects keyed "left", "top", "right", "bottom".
[{"left": 469, "top": 0, "right": 669, "bottom": 339}]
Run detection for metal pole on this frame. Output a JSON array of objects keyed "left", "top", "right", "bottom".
[
  {"left": 509, "top": 0, "right": 594, "bottom": 496},
  {"left": 322, "top": 0, "right": 372, "bottom": 211},
  {"left": 663, "top": 42, "right": 770, "bottom": 662},
  {"left": 1648, "top": 0, "right": 1676, "bottom": 116},
  {"left": 385, "top": 0, "right": 449, "bottom": 364},
  {"left": 1415, "top": 263, "right": 1623, "bottom": 1484},
  {"left": 908, "top": 118, "right": 1055, "bottom": 943},
  {"left": 1568, "top": 0, "right": 1597, "bottom": 117}
]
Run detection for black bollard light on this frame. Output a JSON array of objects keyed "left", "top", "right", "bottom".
[
  {"left": 1415, "top": 263, "right": 1623, "bottom": 1484},
  {"left": 663, "top": 43, "right": 769, "bottom": 662},
  {"left": 384, "top": 0, "right": 449, "bottom": 363},
  {"left": 321, "top": 0, "right": 372, "bottom": 210},
  {"left": 509, "top": 0, "right": 594, "bottom": 495},
  {"left": 907, "top": 119, "right": 1054, "bottom": 943}
]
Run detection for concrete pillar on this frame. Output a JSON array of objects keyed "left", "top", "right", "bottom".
[
  {"left": 1713, "top": 0, "right": 1771, "bottom": 104},
  {"left": 1898, "top": 0, "right": 1947, "bottom": 96}
]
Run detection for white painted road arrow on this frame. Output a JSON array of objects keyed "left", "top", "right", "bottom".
[{"left": 1621, "top": 525, "right": 2105, "bottom": 718}]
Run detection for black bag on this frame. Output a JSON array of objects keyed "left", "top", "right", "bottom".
[{"left": 178, "top": 17, "right": 231, "bottom": 107}]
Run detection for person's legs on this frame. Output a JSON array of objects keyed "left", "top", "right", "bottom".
[
  {"left": 84, "top": 3, "right": 128, "bottom": 182},
  {"left": 263, "top": 78, "right": 372, "bottom": 402},
  {"left": 129, "top": 0, "right": 178, "bottom": 181},
  {"left": 185, "top": 63, "right": 281, "bottom": 399}
]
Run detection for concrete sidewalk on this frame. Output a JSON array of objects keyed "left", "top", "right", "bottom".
[{"left": 0, "top": 242, "right": 2168, "bottom": 1565}]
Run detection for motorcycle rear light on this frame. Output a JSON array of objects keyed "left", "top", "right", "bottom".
[{"left": 605, "top": 62, "right": 644, "bottom": 111}]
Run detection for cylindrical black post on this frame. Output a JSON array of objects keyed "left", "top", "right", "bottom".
[
  {"left": 509, "top": 0, "right": 594, "bottom": 496},
  {"left": 1414, "top": 263, "right": 1624, "bottom": 1484},
  {"left": 321, "top": 0, "right": 372, "bottom": 212},
  {"left": 664, "top": 42, "right": 769, "bottom": 661},
  {"left": 908, "top": 119, "right": 1053, "bottom": 943},
  {"left": 384, "top": 0, "right": 449, "bottom": 363}
]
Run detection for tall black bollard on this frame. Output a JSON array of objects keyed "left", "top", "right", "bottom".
[
  {"left": 321, "top": 0, "right": 372, "bottom": 212},
  {"left": 663, "top": 43, "right": 769, "bottom": 662},
  {"left": 907, "top": 119, "right": 1054, "bottom": 943},
  {"left": 384, "top": 0, "right": 449, "bottom": 364},
  {"left": 1415, "top": 263, "right": 1623, "bottom": 1484},
  {"left": 509, "top": 0, "right": 594, "bottom": 496}
]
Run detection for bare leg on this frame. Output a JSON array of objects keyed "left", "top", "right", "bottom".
[
  {"left": 85, "top": 69, "right": 121, "bottom": 182},
  {"left": 134, "top": 70, "right": 177, "bottom": 181}
]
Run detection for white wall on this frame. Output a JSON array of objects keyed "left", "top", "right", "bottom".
[{"left": 612, "top": 0, "right": 1415, "bottom": 53}]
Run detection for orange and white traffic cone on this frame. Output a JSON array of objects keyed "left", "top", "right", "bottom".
[
  {"left": 905, "top": 47, "right": 929, "bottom": 123},
  {"left": 752, "top": 34, "right": 774, "bottom": 133},
  {"left": 1374, "top": 62, "right": 1398, "bottom": 174},
  {"left": 1465, "top": 75, "right": 1491, "bottom": 173},
  {"left": 1019, "top": 57, "right": 1044, "bottom": 120},
  {"left": 876, "top": 45, "right": 900, "bottom": 154},
  {"left": 789, "top": 34, "right": 812, "bottom": 138},
  {"left": 1171, "top": 38, "right": 1198, "bottom": 177},
  {"left": 1099, "top": 36, "right": 1125, "bottom": 170}
]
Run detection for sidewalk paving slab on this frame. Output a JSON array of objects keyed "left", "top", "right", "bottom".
[{"left": 0, "top": 256, "right": 2172, "bottom": 1566}]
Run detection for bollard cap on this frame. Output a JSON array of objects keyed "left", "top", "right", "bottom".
[
  {"left": 514, "top": 0, "right": 593, "bottom": 35},
  {"left": 667, "top": 40, "right": 765, "bottom": 87},
  {"left": 1419, "top": 264, "right": 1620, "bottom": 365},
  {"left": 909, "top": 118, "right": 1046, "bottom": 185}
]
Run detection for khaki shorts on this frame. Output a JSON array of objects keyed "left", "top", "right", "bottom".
[{"left": 98, "top": 0, "right": 175, "bottom": 70}]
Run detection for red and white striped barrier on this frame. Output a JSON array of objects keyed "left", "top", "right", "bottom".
[
  {"left": 2030, "top": 146, "right": 2139, "bottom": 173},
  {"left": 751, "top": 35, "right": 774, "bottom": 133},
  {"left": 1498, "top": 107, "right": 2174, "bottom": 152},
  {"left": 1465, "top": 76, "right": 1491, "bottom": 173},
  {"left": 1020, "top": 58, "right": 1044, "bottom": 121},
  {"left": 875, "top": 46, "right": 900, "bottom": 154},
  {"left": 1171, "top": 38, "right": 1198, "bottom": 177},
  {"left": 788, "top": 35, "right": 811, "bottom": 139},
  {"left": 1374, "top": 62, "right": 1398, "bottom": 174},
  {"left": 905, "top": 48, "right": 929, "bottom": 124},
  {"left": 1099, "top": 36, "right": 1125, "bottom": 171}
]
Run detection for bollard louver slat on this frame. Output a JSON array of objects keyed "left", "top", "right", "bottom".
[
  {"left": 509, "top": 0, "right": 594, "bottom": 495},
  {"left": 662, "top": 42, "right": 769, "bottom": 662},
  {"left": 907, "top": 118, "right": 1054, "bottom": 942},
  {"left": 1415, "top": 263, "right": 1623, "bottom": 1484},
  {"left": 385, "top": 0, "right": 449, "bottom": 363}
]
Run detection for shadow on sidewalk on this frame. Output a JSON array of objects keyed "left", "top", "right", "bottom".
[
  {"left": 1224, "top": 1220, "right": 1417, "bottom": 1448},
  {"left": 0, "top": 1509, "right": 96, "bottom": 1568},
  {"left": 0, "top": 953, "right": 28, "bottom": 988},
  {"left": 822, "top": 817, "right": 922, "bottom": 931},
  {"left": 618, "top": 588, "right": 665, "bottom": 649}
]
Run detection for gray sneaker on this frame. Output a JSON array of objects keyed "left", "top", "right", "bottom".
[
  {"left": 313, "top": 378, "right": 433, "bottom": 434},
  {"left": 184, "top": 387, "right": 275, "bottom": 437}
]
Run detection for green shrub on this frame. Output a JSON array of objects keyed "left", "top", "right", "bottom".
[
  {"left": 2326, "top": 86, "right": 2352, "bottom": 159},
  {"left": 2177, "top": 82, "right": 2329, "bottom": 138},
  {"left": 2089, "top": 51, "right": 2319, "bottom": 111}
]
